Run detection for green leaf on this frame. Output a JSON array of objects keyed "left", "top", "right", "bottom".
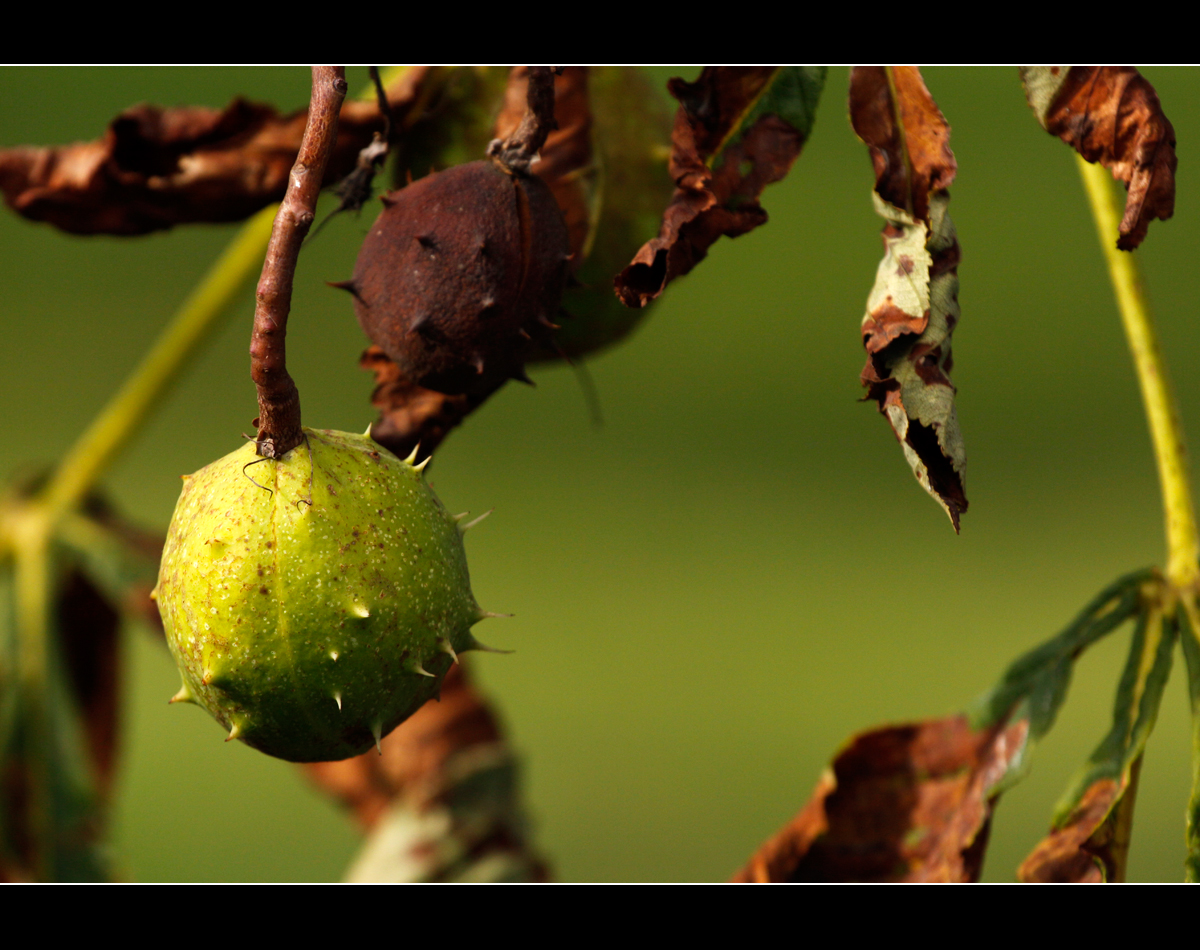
[
  {"left": 734, "top": 66, "right": 826, "bottom": 150},
  {"left": 972, "top": 569, "right": 1147, "bottom": 730},
  {"left": 968, "top": 568, "right": 1148, "bottom": 795},
  {"left": 1052, "top": 604, "right": 1176, "bottom": 826},
  {"left": 43, "top": 610, "right": 111, "bottom": 882},
  {"left": 0, "top": 555, "right": 113, "bottom": 881},
  {"left": 1018, "top": 596, "right": 1176, "bottom": 882},
  {"left": 1178, "top": 600, "right": 1200, "bottom": 882}
]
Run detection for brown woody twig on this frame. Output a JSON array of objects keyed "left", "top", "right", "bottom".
[
  {"left": 250, "top": 66, "right": 347, "bottom": 458},
  {"left": 323, "top": 66, "right": 394, "bottom": 224},
  {"left": 487, "top": 66, "right": 558, "bottom": 172}
]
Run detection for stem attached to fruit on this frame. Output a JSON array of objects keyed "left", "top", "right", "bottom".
[
  {"left": 250, "top": 66, "right": 347, "bottom": 459},
  {"left": 488, "top": 67, "right": 558, "bottom": 172},
  {"left": 1077, "top": 154, "right": 1200, "bottom": 591}
]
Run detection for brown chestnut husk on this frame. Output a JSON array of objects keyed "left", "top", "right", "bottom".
[{"left": 347, "top": 158, "right": 571, "bottom": 395}]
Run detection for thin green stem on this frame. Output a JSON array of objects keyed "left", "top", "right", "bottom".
[
  {"left": 37, "top": 206, "right": 277, "bottom": 525},
  {"left": 1077, "top": 155, "right": 1200, "bottom": 590},
  {"left": 10, "top": 508, "right": 51, "bottom": 878}
]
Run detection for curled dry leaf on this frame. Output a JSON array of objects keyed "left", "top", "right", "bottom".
[
  {"left": 614, "top": 66, "right": 825, "bottom": 309},
  {"left": 304, "top": 662, "right": 546, "bottom": 883},
  {"left": 733, "top": 716, "right": 1027, "bottom": 883},
  {"left": 359, "top": 346, "right": 502, "bottom": 465},
  {"left": 1021, "top": 66, "right": 1176, "bottom": 250},
  {"left": 0, "top": 69, "right": 433, "bottom": 236},
  {"left": 1018, "top": 764, "right": 1141, "bottom": 883},
  {"left": 851, "top": 66, "right": 966, "bottom": 531}
]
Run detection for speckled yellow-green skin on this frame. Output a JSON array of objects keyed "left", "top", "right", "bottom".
[{"left": 156, "top": 428, "right": 481, "bottom": 762}]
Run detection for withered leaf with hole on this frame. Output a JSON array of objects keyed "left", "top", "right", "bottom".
[
  {"left": 1021, "top": 67, "right": 1176, "bottom": 250},
  {"left": 851, "top": 66, "right": 966, "bottom": 531},
  {"left": 735, "top": 570, "right": 1146, "bottom": 882},
  {"left": 1020, "top": 589, "right": 1175, "bottom": 882},
  {"left": 0, "top": 70, "right": 435, "bottom": 236},
  {"left": 614, "top": 66, "right": 825, "bottom": 308}
]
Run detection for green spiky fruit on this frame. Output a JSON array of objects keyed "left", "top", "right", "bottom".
[{"left": 154, "top": 428, "right": 490, "bottom": 763}]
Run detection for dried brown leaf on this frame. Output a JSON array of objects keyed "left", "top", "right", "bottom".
[
  {"left": 0, "top": 69, "right": 433, "bottom": 235},
  {"left": 614, "top": 66, "right": 813, "bottom": 308},
  {"left": 1021, "top": 66, "right": 1176, "bottom": 250},
  {"left": 851, "top": 66, "right": 966, "bottom": 531},
  {"left": 57, "top": 497, "right": 166, "bottom": 788},
  {"left": 736, "top": 572, "right": 1152, "bottom": 884},
  {"left": 305, "top": 661, "right": 546, "bottom": 882},
  {"left": 734, "top": 715, "right": 1027, "bottom": 883},
  {"left": 849, "top": 66, "right": 956, "bottom": 225},
  {"left": 1018, "top": 758, "right": 1141, "bottom": 883},
  {"left": 359, "top": 346, "right": 502, "bottom": 465},
  {"left": 304, "top": 662, "right": 498, "bottom": 826},
  {"left": 54, "top": 570, "right": 121, "bottom": 792}
]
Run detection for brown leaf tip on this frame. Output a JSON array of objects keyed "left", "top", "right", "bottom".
[{"left": 1026, "top": 66, "right": 1176, "bottom": 250}]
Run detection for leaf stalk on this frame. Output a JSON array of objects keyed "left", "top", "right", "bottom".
[{"left": 1076, "top": 154, "right": 1200, "bottom": 591}]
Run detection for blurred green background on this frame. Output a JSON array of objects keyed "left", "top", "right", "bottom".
[{"left": 2, "top": 66, "right": 1198, "bottom": 882}]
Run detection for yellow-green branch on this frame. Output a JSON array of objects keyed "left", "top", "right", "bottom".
[
  {"left": 36, "top": 206, "right": 277, "bottom": 525},
  {"left": 1077, "top": 155, "right": 1200, "bottom": 590}
]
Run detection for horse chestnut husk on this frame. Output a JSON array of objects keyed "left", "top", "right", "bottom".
[
  {"left": 154, "top": 428, "right": 491, "bottom": 762},
  {"left": 347, "top": 159, "right": 571, "bottom": 395}
]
